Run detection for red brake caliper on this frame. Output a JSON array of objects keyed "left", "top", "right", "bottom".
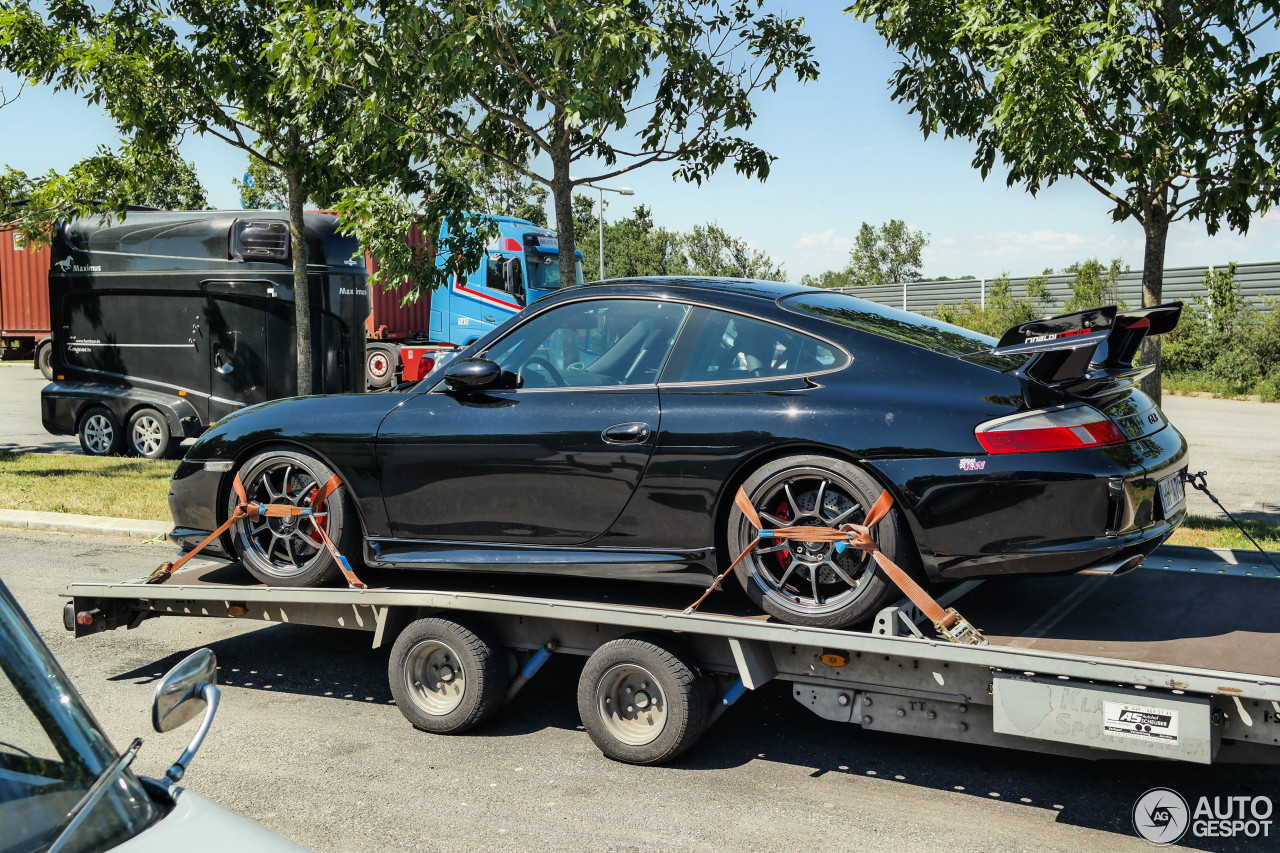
[
  {"left": 774, "top": 500, "right": 792, "bottom": 571},
  {"left": 302, "top": 486, "right": 326, "bottom": 546}
]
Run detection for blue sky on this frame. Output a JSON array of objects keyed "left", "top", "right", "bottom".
[{"left": 3, "top": 3, "right": 1278, "bottom": 282}]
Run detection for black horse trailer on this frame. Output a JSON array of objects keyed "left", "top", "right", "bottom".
[{"left": 41, "top": 210, "right": 370, "bottom": 457}]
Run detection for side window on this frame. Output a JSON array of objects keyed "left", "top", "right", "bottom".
[
  {"left": 484, "top": 299, "right": 689, "bottom": 388},
  {"left": 671, "top": 309, "right": 846, "bottom": 383}
]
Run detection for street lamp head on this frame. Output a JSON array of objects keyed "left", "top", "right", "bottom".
[{"left": 619, "top": 188, "right": 635, "bottom": 196}]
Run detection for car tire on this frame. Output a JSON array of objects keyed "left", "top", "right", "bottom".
[
  {"left": 577, "top": 634, "right": 710, "bottom": 765},
  {"left": 126, "top": 408, "right": 174, "bottom": 459},
  {"left": 365, "top": 345, "right": 397, "bottom": 390},
  {"left": 36, "top": 341, "right": 54, "bottom": 380},
  {"left": 729, "top": 454, "right": 912, "bottom": 630},
  {"left": 77, "top": 406, "right": 122, "bottom": 457},
  {"left": 229, "top": 447, "right": 357, "bottom": 587},
  {"left": 388, "top": 617, "right": 509, "bottom": 734}
]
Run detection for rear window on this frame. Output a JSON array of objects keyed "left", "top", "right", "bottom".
[{"left": 783, "top": 291, "right": 996, "bottom": 357}]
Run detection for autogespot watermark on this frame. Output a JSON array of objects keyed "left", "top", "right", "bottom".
[{"left": 1133, "top": 787, "right": 1274, "bottom": 845}]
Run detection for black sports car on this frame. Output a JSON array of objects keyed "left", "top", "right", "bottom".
[{"left": 169, "top": 278, "right": 1188, "bottom": 628}]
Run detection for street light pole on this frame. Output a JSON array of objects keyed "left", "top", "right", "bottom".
[{"left": 585, "top": 183, "right": 634, "bottom": 279}]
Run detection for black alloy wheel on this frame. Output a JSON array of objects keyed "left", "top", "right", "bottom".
[{"left": 730, "top": 455, "right": 911, "bottom": 629}]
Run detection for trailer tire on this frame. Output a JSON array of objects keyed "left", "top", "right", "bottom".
[
  {"left": 230, "top": 448, "right": 357, "bottom": 587},
  {"left": 365, "top": 345, "right": 397, "bottom": 390},
  {"left": 730, "top": 455, "right": 910, "bottom": 630},
  {"left": 577, "top": 634, "right": 709, "bottom": 765},
  {"left": 36, "top": 340, "right": 54, "bottom": 380},
  {"left": 126, "top": 408, "right": 174, "bottom": 459},
  {"left": 389, "top": 617, "right": 509, "bottom": 734},
  {"left": 78, "top": 406, "right": 122, "bottom": 456}
]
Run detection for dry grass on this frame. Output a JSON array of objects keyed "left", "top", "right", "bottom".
[
  {"left": 0, "top": 450, "right": 175, "bottom": 521},
  {"left": 1167, "top": 514, "right": 1280, "bottom": 553}
]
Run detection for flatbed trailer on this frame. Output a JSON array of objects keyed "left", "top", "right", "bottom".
[{"left": 63, "top": 546, "right": 1280, "bottom": 766}]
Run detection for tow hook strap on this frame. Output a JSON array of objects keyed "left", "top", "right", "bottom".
[
  {"left": 685, "top": 487, "right": 988, "bottom": 646},
  {"left": 147, "top": 474, "right": 366, "bottom": 589}
]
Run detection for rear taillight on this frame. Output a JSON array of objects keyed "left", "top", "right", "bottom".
[{"left": 975, "top": 405, "right": 1127, "bottom": 454}]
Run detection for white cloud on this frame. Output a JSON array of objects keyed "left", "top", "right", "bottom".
[{"left": 792, "top": 228, "right": 854, "bottom": 254}]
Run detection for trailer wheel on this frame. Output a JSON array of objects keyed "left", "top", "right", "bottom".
[
  {"left": 389, "top": 617, "right": 508, "bottom": 734},
  {"left": 577, "top": 634, "right": 709, "bottom": 765},
  {"left": 365, "top": 345, "right": 396, "bottom": 390},
  {"left": 730, "top": 455, "right": 910, "bottom": 629},
  {"left": 78, "top": 406, "right": 122, "bottom": 456},
  {"left": 126, "top": 408, "right": 174, "bottom": 459},
  {"left": 36, "top": 340, "right": 54, "bottom": 380},
  {"left": 229, "top": 448, "right": 357, "bottom": 587}
]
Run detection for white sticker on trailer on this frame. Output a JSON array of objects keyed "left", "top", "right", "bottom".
[{"left": 1104, "top": 701, "right": 1179, "bottom": 744}]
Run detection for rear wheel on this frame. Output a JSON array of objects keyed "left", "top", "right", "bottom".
[
  {"left": 229, "top": 448, "right": 356, "bottom": 587},
  {"left": 577, "top": 635, "right": 710, "bottom": 765},
  {"left": 388, "top": 617, "right": 509, "bottom": 734},
  {"left": 730, "top": 455, "right": 910, "bottom": 629},
  {"left": 36, "top": 341, "right": 53, "bottom": 380},
  {"left": 77, "top": 407, "right": 121, "bottom": 457},
  {"left": 126, "top": 408, "right": 174, "bottom": 459}
]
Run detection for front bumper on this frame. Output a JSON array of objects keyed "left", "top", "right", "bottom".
[
  {"left": 168, "top": 461, "right": 232, "bottom": 559},
  {"left": 871, "top": 422, "right": 1189, "bottom": 581}
]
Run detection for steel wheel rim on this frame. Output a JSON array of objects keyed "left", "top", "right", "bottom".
[
  {"left": 740, "top": 467, "right": 876, "bottom": 616},
  {"left": 131, "top": 415, "right": 164, "bottom": 456},
  {"left": 83, "top": 414, "right": 113, "bottom": 454},
  {"left": 596, "top": 663, "right": 667, "bottom": 746},
  {"left": 404, "top": 640, "right": 466, "bottom": 715},
  {"left": 368, "top": 352, "right": 390, "bottom": 379},
  {"left": 237, "top": 460, "right": 329, "bottom": 578}
]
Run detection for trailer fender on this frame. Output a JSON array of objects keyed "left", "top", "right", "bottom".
[{"left": 41, "top": 381, "right": 204, "bottom": 439}]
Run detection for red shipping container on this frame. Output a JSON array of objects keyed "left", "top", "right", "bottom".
[
  {"left": 365, "top": 225, "right": 435, "bottom": 339},
  {"left": 0, "top": 228, "right": 52, "bottom": 353}
]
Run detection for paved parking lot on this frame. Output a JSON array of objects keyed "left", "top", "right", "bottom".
[
  {"left": 0, "top": 363, "right": 78, "bottom": 453},
  {"left": 5, "top": 529, "right": 1276, "bottom": 853}
]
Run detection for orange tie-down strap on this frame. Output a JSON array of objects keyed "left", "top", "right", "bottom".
[
  {"left": 147, "top": 474, "right": 366, "bottom": 589},
  {"left": 684, "top": 487, "right": 987, "bottom": 646}
]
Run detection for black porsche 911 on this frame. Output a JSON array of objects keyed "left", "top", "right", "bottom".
[{"left": 169, "top": 278, "right": 1188, "bottom": 629}]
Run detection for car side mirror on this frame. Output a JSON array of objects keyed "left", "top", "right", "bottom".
[
  {"left": 443, "top": 358, "right": 502, "bottom": 391},
  {"left": 152, "top": 648, "right": 221, "bottom": 787}
]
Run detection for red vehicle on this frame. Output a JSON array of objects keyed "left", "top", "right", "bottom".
[{"left": 0, "top": 227, "right": 54, "bottom": 378}]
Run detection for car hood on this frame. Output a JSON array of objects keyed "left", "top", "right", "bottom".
[{"left": 120, "top": 786, "right": 311, "bottom": 852}]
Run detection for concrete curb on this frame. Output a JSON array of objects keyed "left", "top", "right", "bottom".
[{"left": 0, "top": 509, "right": 170, "bottom": 540}]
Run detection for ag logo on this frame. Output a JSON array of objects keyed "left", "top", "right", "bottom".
[{"left": 1133, "top": 787, "right": 1189, "bottom": 844}]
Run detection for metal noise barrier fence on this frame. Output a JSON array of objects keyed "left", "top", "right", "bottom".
[{"left": 836, "top": 260, "right": 1280, "bottom": 317}]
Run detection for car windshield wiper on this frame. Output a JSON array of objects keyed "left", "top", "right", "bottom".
[{"left": 43, "top": 737, "right": 143, "bottom": 853}]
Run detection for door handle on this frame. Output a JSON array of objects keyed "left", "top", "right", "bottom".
[
  {"left": 213, "top": 350, "right": 234, "bottom": 374},
  {"left": 602, "top": 422, "right": 651, "bottom": 444}
]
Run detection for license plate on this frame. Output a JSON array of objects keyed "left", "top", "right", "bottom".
[{"left": 1159, "top": 472, "right": 1186, "bottom": 515}]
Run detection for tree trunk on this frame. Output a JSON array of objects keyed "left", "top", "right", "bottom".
[
  {"left": 549, "top": 116, "right": 577, "bottom": 289},
  {"left": 287, "top": 169, "right": 312, "bottom": 397},
  {"left": 1139, "top": 211, "right": 1169, "bottom": 405}
]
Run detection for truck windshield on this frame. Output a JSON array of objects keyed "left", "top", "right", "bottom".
[
  {"left": 524, "top": 252, "right": 583, "bottom": 291},
  {"left": 0, "top": 582, "right": 164, "bottom": 852}
]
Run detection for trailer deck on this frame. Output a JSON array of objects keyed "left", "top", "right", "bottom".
[{"left": 63, "top": 545, "right": 1280, "bottom": 765}]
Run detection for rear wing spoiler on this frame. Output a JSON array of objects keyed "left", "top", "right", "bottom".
[{"left": 991, "top": 303, "right": 1182, "bottom": 391}]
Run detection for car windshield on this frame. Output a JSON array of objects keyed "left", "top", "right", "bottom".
[
  {"left": 782, "top": 290, "right": 998, "bottom": 357},
  {"left": 0, "top": 583, "right": 164, "bottom": 853},
  {"left": 524, "top": 252, "right": 583, "bottom": 291}
]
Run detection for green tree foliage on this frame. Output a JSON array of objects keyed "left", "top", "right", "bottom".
[
  {"left": 1062, "top": 258, "right": 1127, "bottom": 313},
  {"left": 446, "top": 150, "right": 548, "bottom": 227},
  {"left": 682, "top": 222, "right": 784, "bottom": 280},
  {"left": 233, "top": 158, "right": 290, "bottom": 210},
  {"left": 277, "top": 0, "right": 818, "bottom": 295},
  {"left": 798, "top": 269, "right": 857, "bottom": 289},
  {"left": 933, "top": 273, "right": 1053, "bottom": 337},
  {"left": 848, "top": 1, "right": 1280, "bottom": 403},
  {"left": 848, "top": 219, "right": 928, "bottom": 286},
  {"left": 1163, "top": 263, "right": 1280, "bottom": 400},
  {"left": 1, "top": 141, "right": 206, "bottom": 244}
]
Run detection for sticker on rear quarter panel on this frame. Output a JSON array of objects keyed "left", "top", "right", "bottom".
[{"left": 1104, "top": 701, "right": 1179, "bottom": 744}]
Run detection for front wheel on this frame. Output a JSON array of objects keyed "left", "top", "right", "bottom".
[
  {"left": 126, "top": 408, "right": 174, "bottom": 459},
  {"left": 228, "top": 448, "right": 357, "bottom": 587},
  {"left": 730, "top": 455, "right": 911, "bottom": 629},
  {"left": 388, "top": 617, "right": 509, "bottom": 734},
  {"left": 78, "top": 407, "right": 122, "bottom": 457}
]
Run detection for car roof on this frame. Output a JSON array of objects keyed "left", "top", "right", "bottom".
[{"left": 572, "top": 276, "right": 815, "bottom": 301}]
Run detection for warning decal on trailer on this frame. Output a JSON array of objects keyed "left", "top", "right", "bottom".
[{"left": 1104, "top": 701, "right": 1180, "bottom": 744}]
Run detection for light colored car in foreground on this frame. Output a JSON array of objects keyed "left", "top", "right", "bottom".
[{"left": 0, "top": 579, "right": 307, "bottom": 852}]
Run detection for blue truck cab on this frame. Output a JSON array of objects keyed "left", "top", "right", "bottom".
[{"left": 432, "top": 216, "right": 584, "bottom": 345}]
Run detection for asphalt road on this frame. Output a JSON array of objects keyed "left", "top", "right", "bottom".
[
  {"left": 2, "top": 363, "right": 1275, "bottom": 521},
  {"left": 3, "top": 529, "right": 1277, "bottom": 853}
]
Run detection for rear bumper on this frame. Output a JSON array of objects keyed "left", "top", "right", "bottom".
[{"left": 870, "top": 423, "right": 1189, "bottom": 581}]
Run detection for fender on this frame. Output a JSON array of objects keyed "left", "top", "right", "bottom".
[{"left": 41, "top": 381, "right": 205, "bottom": 438}]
